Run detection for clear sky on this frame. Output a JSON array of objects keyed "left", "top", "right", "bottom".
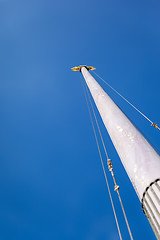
[{"left": 0, "top": 0, "right": 160, "bottom": 239}]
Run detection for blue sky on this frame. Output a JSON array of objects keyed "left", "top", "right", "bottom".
[{"left": 0, "top": 0, "right": 160, "bottom": 239}]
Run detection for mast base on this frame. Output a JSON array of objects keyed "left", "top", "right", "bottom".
[{"left": 141, "top": 179, "right": 160, "bottom": 239}]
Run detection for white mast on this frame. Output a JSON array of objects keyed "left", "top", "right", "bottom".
[{"left": 73, "top": 66, "right": 160, "bottom": 239}]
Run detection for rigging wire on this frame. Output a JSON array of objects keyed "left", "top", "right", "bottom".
[
  {"left": 83, "top": 79, "right": 134, "bottom": 240},
  {"left": 81, "top": 78, "right": 123, "bottom": 240},
  {"left": 116, "top": 191, "right": 133, "bottom": 240},
  {"left": 92, "top": 71, "right": 160, "bottom": 131},
  {"left": 107, "top": 160, "right": 134, "bottom": 240}
]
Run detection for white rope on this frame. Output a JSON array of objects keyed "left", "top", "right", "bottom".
[
  {"left": 93, "top": 71, "right": 160, "bottom": 130},
  {"left": 81, "top": 80, "right": 123, "bottom": 240},
  {"left": 83, "top": 80, "right": 134, "bottom": 240}
]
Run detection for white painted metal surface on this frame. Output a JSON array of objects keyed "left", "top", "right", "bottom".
[
  {"left": 142, "top": 180, "right": 160, "bottom": 239},
  {"left": 81, "top": 67, "right": 160, "bottom": 201}
]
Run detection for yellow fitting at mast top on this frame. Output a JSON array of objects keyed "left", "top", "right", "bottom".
[{"left": 71, "top": 65, "right": 96, "bottom": 72}]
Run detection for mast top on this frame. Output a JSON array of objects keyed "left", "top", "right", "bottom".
[{"left": 71, "top": 65, "right": 96, "bottom": 72}]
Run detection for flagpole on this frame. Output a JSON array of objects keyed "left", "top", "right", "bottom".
[{"left": 76, "top": 66, "right": 160, "bottom": 239}]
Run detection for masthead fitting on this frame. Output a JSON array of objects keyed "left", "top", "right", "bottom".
[{"left": 71, "top": 65, "right": 96, "bottom": 72}]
